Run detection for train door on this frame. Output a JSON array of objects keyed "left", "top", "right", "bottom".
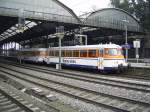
[{"left": 98, "top": 49, "right": 104, "bottom": 70}]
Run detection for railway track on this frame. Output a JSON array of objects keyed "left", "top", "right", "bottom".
[
  {"left": 3, "top": 60, "right": 150, "bottom": 93},
  {"left": 2, "top": 59, "right": 150, "bottom": 81},
  {"left": 0, "top": 63, "right": 150, "bottom": 112},
  {"left": 0, "top": 81, "right": 59, "bottom": 112},
  {"left": 121, "top": 74, "right": 150, "bottom": 80},
  {"left": 2, "top": 57, "right": 150, "bottom": 80}
]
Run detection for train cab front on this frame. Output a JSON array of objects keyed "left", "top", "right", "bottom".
[{"left": 103, "top": 48, "right": 129, "bottom": 72}]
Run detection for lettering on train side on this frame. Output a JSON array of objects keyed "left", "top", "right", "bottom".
[{"left": 63, "top": 59, "right": 76, "bottom": 64}]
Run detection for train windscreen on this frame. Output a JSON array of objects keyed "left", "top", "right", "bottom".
[{"left": 105, "top": 48, "right": 122, "bottom": 56}]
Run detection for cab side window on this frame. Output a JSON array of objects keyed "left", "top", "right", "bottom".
[{"left": 99, "top": 49, "right": 103, "bottom": 57}]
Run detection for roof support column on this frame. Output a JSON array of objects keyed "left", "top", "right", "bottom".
[
  {"left": 14, "top": 42, "right": 16, "bottom": 50},
  {"left": 4, "top": 43, "right": 6, "bottom": 56},
  {"left": 0, "top": 45, "right": 2, "bottom": 56},
  {"left": 11, "top": 42, "right": 13, "bottom": 49},
  {"left": 18, "top": 42, "right": 22, "bottom": 64},
  {"left": 46, "top": 35, "right": 49, "bottom": 48}
]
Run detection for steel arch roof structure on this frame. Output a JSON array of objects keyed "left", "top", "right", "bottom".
[
  {"left": 0, "top": 0, "right": 81, "bottom": 44},
  {"left": 0, "top": 0, "right": 81, "bottom": 24},
  {"left": 84, "top": 8, "right": 142, "bottom": 32},
  {"left": 0, "top": 1, "right": 143, "bottom": 46}
]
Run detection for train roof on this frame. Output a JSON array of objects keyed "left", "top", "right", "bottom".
[
  {"left": 19, "top": 44, "right": 122, "bottom": 51},
  {"left": 50, "top": 43, "right": 122, "bottom": 50},
  {"left": 19, "top": 48, "right": 47, "bottom": 51}
]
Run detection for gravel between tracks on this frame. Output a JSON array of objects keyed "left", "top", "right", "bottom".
[
  {"left": 0, "top": 70, "right": 114, "bottom": 112},
  {"left": 1, "top": 63, "right": 150, "bottom": 105}
]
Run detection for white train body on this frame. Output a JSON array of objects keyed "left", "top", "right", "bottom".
[
  {"left": 18, "top": 48, "right": 47, "bottom": 63},
  {"left": 17, "top": 43, "right": 128, "bottom": 71}
]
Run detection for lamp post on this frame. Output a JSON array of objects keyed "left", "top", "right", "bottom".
[
  {"left": 122, "top": 19, "right": 129, "bottom": 62},
  {"left": 56, "top": 26, "right": 64, "bottom": 70}
]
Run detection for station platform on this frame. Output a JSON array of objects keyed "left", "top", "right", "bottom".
[
  {"left": 128, "top": 58, "right": 150, "bottom": 68},
  {"left": 130, "top": 62, "right": 150, "bottom": 68}
]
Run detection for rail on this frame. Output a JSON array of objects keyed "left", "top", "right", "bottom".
[
  {"left": 0, "top": 61, "right": 150, "bottom": 111},
  {"left": 0, "top": 81, "right": 59, "bottom": 112}
]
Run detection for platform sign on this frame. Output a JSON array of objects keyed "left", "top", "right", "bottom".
[
  {"left": 133, "top": 40, "right": 140, "bottom": 63},
  {"left": 122, "top": 44, "right": 130, "bottom": 49},
  {"left": 133, "top": 40, "right": 140, "bottom": 48}
]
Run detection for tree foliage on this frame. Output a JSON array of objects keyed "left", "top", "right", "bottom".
[{"left": 110, "top": 0, "right": 150, "bottom": 30}]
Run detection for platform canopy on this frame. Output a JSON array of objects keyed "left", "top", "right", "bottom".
[
  {"left": 84, "top": 8, "right": 142, "bottom": 32},
  {"left": 0, "top": 0, "right": 80, "bottom": 24},
  {"left": 0, "top": 1, "right": 143, "bottom": 45},
  {"left": 0, "top": 0, "right": 81, "bottom": 44}
]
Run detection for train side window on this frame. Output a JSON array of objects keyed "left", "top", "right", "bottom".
[
  {"left": 49, "top": 50, "right": 51, "bottom": 56},
  {"left": 30, "top": 51, "right": 32, "bottom": 56},
  {"left": 80, "top": 50, "right": 87, "bottom": 57},
  {"left": 62, "top": 50, "right": 65, "bottom": 57},
  {"left": 66, "top": 50, "right": 68, "bottom": 57},
  {"left": 24, "top": 51, "right": 27, "bottom": 56},
  {"left": 105, "top": 49, "right": 108, "bottom": 55},
  {"left": 36, "top": 51, "right": 39, "bottom": 56},
  {"left": 49, "top": 50, "right": 54, "bottom": 56},
  {"left": 88, "top": 50, "right": 96, "bottom": 57},
  {"left": 73, "top": 50, "right": 79, "bottom": 57},
  {"left": 66, "top": 50, "right": 72, "bottom": 57},
  {"left": 99, "top": 49, "right": 103, "bottom": 57},
  {"left": 28, "top": 51, "right": 31, "bottom": 56},
  {"left": 28, "top": 51, "right": 30, "bottom": 56},
  {"left": 52, "top": 50, "right": 55, "bottom": 56},
  {"left": 55, "top": 50, "right": 59, "bottom": 57},
  {"left": 50, "top": 50, "right": 53, "bottom": 56},
  {"left": 69, "top": 50, "right": 73, "bottom": 57},
  {"left": 35, "top": 51, "right": 38, "bottom": 56},
  {"left": 40, "top": 51, "right": 45, "bottom": 56}
]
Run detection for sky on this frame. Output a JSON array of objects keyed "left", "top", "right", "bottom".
[{"left": 60, "top": 0, "right": 110, "bottom": 16}]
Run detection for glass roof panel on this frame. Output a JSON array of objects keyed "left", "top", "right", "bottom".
[
  {"left": 23, "top": 26, "right": 29, "bottom": 30},
  {"left": 11, "top": 32, "right": 17, "bottom": 35},
  {"left": 7, "top": 29, "right": 13, "bottom": 33},
  {"left": 0, "top": 35, "right": 4, "bottom": 38},
  {"left": 3, "top": 32, "right": 9, "bottom": 35},
  {"left": 27, "top": 22, "right": 37, "bottom": 28},
  {"left": 25, "top": 20, "right": 31, "bottom": 24},
  {"left": 11, "top": 26, "right": 17, "bottom": 30},
  {"left": 0, "top": 20, "right": 38, "bottom": 41}
]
